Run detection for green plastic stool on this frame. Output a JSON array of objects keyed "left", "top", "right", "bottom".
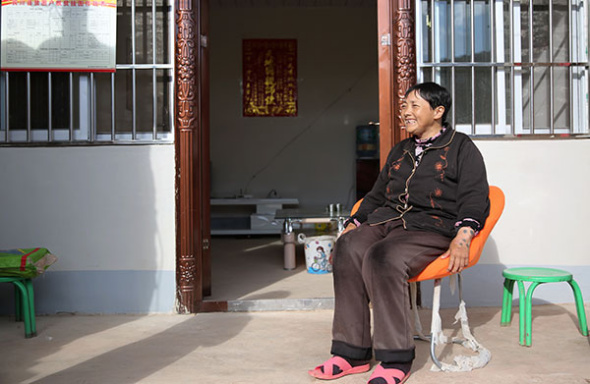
[
  {"left": 0, "top": 277, "right": 37, "bottom": 338},
  {"left": 501, "top": 267, "right": 588, "bottom": 346}
]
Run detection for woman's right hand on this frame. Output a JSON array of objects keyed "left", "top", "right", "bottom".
[{"left": 341, "top": 222, "right": 358, "bottom": 235}]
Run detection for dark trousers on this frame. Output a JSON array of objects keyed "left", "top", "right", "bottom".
[{"left": 330, "top": 220, "right": 451, "bottom": 364}]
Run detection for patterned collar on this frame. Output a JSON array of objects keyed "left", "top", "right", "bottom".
[
  {"left": 413, "top": 126, "right": 446, "bottom": 147},
  {"left": 413, "top": 126, "right": 447, "bottom": 166}
]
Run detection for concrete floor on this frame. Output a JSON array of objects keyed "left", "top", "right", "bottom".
[
  {"left": 1, "top": 304, "right": 589, "bottom": 383},
  {"left": 1, "top": 237, "right": 589, "bottom": 383},
  {"left": 207, "top": 235, "right": 335, "bottom": 302}
]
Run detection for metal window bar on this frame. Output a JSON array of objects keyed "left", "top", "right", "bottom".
[
  {"left": 5, "top": 74, "right": 9, "bottom": 141},
  {"left": 451, "top": 0, "right": 456, "bottom": 128},
  {"left": 168, "top": 0, "right": 174, "bottom": 137},
  {"left": 528, "top": 0, "right": 535, "bottom": 134},
  {"left": 48, "top": 73, "right": 53, "bottom": 142},
  {"left": 418, "top": 0, "right": 589, "bottom": 137},
  {"left": 111, "top": 73, "right": 116, "bottom": 139},
  {"left": 490, "top": 0, "right": 496, "bottom": 134},
  {"left": 549, "top": 0, "right": 554, "bottom": 134},
  {"left": 27, "top": 73, "right": 31, "bottom": 142},
  {"left": 91, "top": 72, "right": 95, "bottom": 142},
  {"left": 470, "top": 0, "right": 475, "bottom": 135},
  {"left": 430, "top": 2, "right": 438, "bottom": 80},
  {"left": 1, "top": 0, "right": 174, "bottom": 145},
  {"left": 510, "top": 0, "right": 515, "bottom": 135},
  {"left": 70, "top": 73, "right": 75, "bottom": 142},
  {"left": 4, "top": 74, "right": 10, "bottom": 140},
  {"left": 3, "top": 75, "right": 8, "bottom": 141},
  {"left": 567, "top": 1, "right": 576, "bottom": 132},
  {"left": 131, "top": 0, "right": 137, "bottom": 141},
  {"left": 152, "top": 0, "right": 158, "bottom": 140}
]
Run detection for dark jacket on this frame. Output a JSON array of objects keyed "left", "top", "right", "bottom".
[{"left": 350, "top": 127, "right": 490, "bottom": 238}]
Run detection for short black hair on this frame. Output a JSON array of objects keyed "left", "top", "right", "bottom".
[{"left": 404, "top": 82, "right": 452, "bottom": 124}]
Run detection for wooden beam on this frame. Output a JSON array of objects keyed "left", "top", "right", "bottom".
[{"left": 377, "top": 0, "right": 393, "bottom": 169}]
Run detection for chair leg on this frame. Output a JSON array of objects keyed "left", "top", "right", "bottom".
[
  {"left": 429, "top": 279, "right": 443, "bottom": 370},
  {"left": 418, "top": 276, "right": 491, "bottom": 371},
  {"left": 501, "top": 278, "right": 515, "bottom": 326},
  {"left": 568, "top": 279, "right": 588, "bottom": 336},
  {"left": 524, "top": 282, "right": 541, "bottom": 347},
  {"left": 410, "top": 282, "right": 428, "bottom": 340}
]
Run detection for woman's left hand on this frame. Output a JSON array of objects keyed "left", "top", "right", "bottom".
[{"left": 440, "top": 227, "right": 475, "bottom": 273}]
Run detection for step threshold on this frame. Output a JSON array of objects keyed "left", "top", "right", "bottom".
[{"left": 227, "top": 297, "right": 334, "bottom": 312}]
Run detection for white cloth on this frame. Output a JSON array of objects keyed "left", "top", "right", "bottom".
[{"left": 411, "top": 277, "right": 492, "bottom": 372}]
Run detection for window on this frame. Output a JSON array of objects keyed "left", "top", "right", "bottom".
[
  {"left": 416, "top": 0, "right": 589, "bottom": 137},
  {"left": 0, "top": 0, "right": 174, "bottom": 144}
]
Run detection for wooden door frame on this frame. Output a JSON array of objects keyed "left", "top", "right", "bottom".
[
  {"left": 377, "top": 0, "right": 416, "bottom": 167},
  {"left": 199, "top": 0, "right": 212, "bottom": 299},
  {"left": 173, "top": 0, "right": 417, "bottom": 313}
]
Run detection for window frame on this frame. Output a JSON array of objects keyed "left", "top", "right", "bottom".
[
  {"left": 0, "top": 0, "right": 175, "bottom": 145},
  {"left": 415, "top": 0, "right": 589, "bottom": 139}
]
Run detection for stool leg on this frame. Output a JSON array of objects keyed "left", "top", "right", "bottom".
[
  {"left": 11, "top": 280, "right": 32, "bottom": 338},
  {"left": 524, "top": 282, "right": 541, "bottom": 347},
  {"left": 501, "top": 278, "right": 515, "bottom": 326},
  {"left": 517, "top": 280, "right": 526, "bottom": 345},
  {"left": 568, "top": 279, "right": 588, "bottom": 336},
  {"left": 14, "top": 284, "right": 23, "bottom": 322},
  {"left": 24, "top": 279, "right": 37, "bottom": 337}
]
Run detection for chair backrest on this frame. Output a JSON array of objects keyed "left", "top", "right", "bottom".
[
  {"left": 349, "top": 186, "right": 505, "bottom": 283},
  {"left": 350, "top": 199, "right": 363, "bottom": 216},
  {"left": 408, "top": 185, "right": 505, "bottom": 282}
]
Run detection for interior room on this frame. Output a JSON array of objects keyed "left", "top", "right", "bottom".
[{"left": 206, "top": 1, "right": 379, "bottom": 304}]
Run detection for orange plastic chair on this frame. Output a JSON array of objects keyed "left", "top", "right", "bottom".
[{"left": 349, "top": 186, "right": 505, "bottom": 371}]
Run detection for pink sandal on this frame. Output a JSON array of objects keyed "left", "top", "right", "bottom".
[
  {"left": 308, "top": 356, "right": 370, "bottom": 380},
  {"left": 367, "top": 365, "right": 410, "bottom": 384}
]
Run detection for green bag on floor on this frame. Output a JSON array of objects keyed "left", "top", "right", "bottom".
[{"left": 0, "top": 248, "right": 58, "bottom": 278}]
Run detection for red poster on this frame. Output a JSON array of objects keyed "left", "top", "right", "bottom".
[{"left": 242, "top": 39, "right": 297, "bottom": 117}]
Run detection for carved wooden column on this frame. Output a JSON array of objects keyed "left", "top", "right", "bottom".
[
  {"left": 389, "top": 0, "right": 420, "bottom": 306},
  {"left": 175, "top": 0, "right": 202, "bottom": 313},
  {"left": 392, "top": 0, "right": 417, "bottom": 144},
  {"left": 377, "top": 0, "right": 417, "bottom": 167}
]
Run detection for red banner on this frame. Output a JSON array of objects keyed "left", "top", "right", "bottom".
[{"left": 242, "top": 39, "right": 297, "bottom": 117}]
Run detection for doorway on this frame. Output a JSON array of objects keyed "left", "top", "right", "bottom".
[{"left": 205, "top": 2, "right": 380, "bottom": 306}]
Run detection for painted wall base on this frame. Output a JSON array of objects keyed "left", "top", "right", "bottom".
[
  {"left": 0, "top": 270, "right": 176, "bottom": 315},
  {"left": 419, "top": 264, "right": 590, "bottom": 309},
  {"left": 0, "top": 265, "right": 587, "bottom": 314}
]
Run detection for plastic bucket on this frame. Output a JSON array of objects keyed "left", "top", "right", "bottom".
[{"left": 297, "top": 234, "right": 335, "bottom": 274}]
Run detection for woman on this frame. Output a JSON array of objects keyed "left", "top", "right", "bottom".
[{"left": 309, "top": 82, "right": 489, "bottom": 384}]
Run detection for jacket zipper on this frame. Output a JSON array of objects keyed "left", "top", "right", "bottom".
[
  {"left": 369, "top": 150, "right": 418, "bottom": 229},
  {"left": 368, "top": 129, "right": 456, "bottom": 228}
]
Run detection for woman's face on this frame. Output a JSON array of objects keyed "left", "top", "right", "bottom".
[{"left": 400, "top": 91, "right": 445, "bottom": 140}]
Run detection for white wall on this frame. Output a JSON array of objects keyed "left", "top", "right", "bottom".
[
  {"left": 210, "top": 6, "right": 379, "bottom": 208},
  {"left": 0, "top": 146, "right": 177, "bottom": 313},
  {"left": 2, "top": 139, "right": 588, "bottom": 313},
  {"left": 431, "top": 139, "right": 590, "bottom": 307},
  {"left": 478, "top": 139, "right": 590, "bottom": 267}
]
